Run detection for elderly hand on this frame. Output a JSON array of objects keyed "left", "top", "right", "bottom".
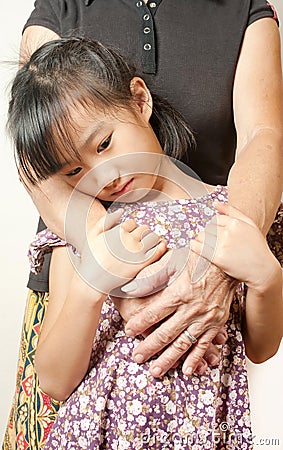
[
  {"left": 116, "top": 247, "right": 235, "bottom": 377},
  {"left": 112, "top": 293, "right": 228, "bottom": 375}
]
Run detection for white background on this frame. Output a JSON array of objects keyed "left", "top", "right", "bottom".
[{"left": 0, "top": 1, "right": 283, "bottom": 447}]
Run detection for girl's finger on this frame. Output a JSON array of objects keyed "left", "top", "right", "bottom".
[
  {"left": 101, "top": 208, "right": 124, "bottom": 232},
  {"left": 194, "top": 230, "right": 218, "bottom": 246},
  {"left": 190, "top": 238, "right": 216, "bottom": 262},
  {"left": 213, "top": 201, "right": 229, "bottom": 216},
  {"left": 142, "top": 231, "right": 161, "bottom": 252},
  {"left": 120, "top": 218, "right": 138, "bottom": 232},
  {"left": 214, "top": 201, "right": 256, "bottom": 227},
  {"left": 130, "top": 224, "right": 151, "bottom": 240},
  {"left": 145, "top": 240, "right": 167, "bottom": 264}
]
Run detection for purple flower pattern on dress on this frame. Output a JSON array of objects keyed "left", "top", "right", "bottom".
[{"left": 30, "top": 186, "right": 254, "bottom": 449}]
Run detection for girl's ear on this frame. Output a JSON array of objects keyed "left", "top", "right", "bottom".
[{"left": 130, "top": 77, "right": 153, "bottom": 122}]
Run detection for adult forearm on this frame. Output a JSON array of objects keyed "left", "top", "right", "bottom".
[
  {"left": 25, "top": 177, "right": 105, "bottom": 250},
  {"left": 228, "top": 129, "right": 283, "bottom": 235}
]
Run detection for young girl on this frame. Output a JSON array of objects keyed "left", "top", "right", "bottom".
[{"left": 8, "top": 37, "right": 282, "bottom": 449}]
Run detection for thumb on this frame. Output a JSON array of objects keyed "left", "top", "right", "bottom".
[
  {"left": 120, "top": 247, "right": 189, "bottom": 296},
  {"left": 120, "top": 251, "right": 173, "bottom": 296},
  {"left": 214, "top": 201, "right": 256, "bottom": 227},
  {"left": 95, "top": 208, "right": 124, "bottom": 234}
]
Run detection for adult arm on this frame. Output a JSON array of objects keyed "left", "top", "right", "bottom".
[
  {"left": 229, "top": 18, "right": 283, "bottom": 234},
  {"left": 191, "top": 202, "right": 283, "bottom": 363},
  {"left": 20, "top": 26, "right": 59, "bottom": 63},
  {"left": 121, "top": 17, "right": 283, "bottom": 376}
]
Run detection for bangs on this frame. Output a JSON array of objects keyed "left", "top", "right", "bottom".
[
  {"left": 9, "top": 76, "right": 130, "bottom": 186},
  {"left": 8, "top": 37, "right": 136, "bottom": 185}
]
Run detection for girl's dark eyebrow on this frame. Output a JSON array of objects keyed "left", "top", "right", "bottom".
[
  {"left": 80, "top": 120, "right": 106, "bottom": 150},
  {"left": 58, "top": 121, "right": 106, "bottom": 171}
]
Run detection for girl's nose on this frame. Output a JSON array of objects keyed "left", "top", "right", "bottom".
[{"left": 105, "top": 177, "right": 120, "bottom": 190}]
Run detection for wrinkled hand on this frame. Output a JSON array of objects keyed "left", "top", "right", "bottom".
[
  {"left": 118, "top": 247, "right": 235, "bottom": 377},
  {"left": 112, "top": 293, "right": 228, "bottom": 376}
]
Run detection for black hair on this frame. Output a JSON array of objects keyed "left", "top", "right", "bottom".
[{"left": 8, "top": 37, "right": 195, "bottom": 185}]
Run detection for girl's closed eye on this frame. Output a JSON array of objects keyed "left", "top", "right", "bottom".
[
  {"left": 66, "top": 167, "right": 83, "bottom": 177},
  {"left": 97, "top": 135, "right": 112, "bottom": 154}
]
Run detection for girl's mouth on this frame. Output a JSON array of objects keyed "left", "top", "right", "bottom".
[{"left": 112, "top": 178, "right": 134, "bottom": 197}]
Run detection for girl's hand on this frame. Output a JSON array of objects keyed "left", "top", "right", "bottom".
[
  {"left": 78, "top": 209, "right": 167, "bottom": 294},
  {"left": 190, "top": 202, "right": 277, "bottom": 290}
]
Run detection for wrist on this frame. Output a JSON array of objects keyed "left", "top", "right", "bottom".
[
  {"left": 70, "top": 270, "right": 107, "bottom": 305},
  {"left": 246, "top": 257, "right": 282, "bottom": 297}
]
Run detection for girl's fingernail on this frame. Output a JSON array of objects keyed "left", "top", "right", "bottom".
[{"left": 121, "top": 281, "right": 137, "bottom": 293}]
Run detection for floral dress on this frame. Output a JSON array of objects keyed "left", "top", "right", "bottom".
[{"left": 17, "top": 186, "right": 283, "bottom": 450}]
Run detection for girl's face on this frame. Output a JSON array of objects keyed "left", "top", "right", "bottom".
[{"left": 58, "top": 78, "right": 164, "bottom": 202}]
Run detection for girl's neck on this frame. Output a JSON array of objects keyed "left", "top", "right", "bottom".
[{"left": 142, "top": 156, "right": 215, "bottom": 202}]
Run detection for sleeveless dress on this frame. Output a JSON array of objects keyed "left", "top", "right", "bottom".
[{"left": 26, "top": 186, "right": 256, "bottom": 450}]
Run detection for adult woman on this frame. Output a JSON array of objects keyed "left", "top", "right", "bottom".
[{"left": 3, "top": 1, "right": 283, "bottom": 449}]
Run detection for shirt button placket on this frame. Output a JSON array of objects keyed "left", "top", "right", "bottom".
[{"left": 135, "top": 0, "right": 157, "bottom": 74}]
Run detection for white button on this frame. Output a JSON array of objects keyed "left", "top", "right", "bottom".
[
  {"left": 136, "top": 1, "right": 143, "bottom": 7},
  {"left": 143, "top": 13, "right": 150, "bottom": 20},
  {"left": 143, "top": 43, "right": 151, "bottom": 51},
  {"left": 149, "top": 2, "right": 157, "bottom": 7},
  {"left": 144, "top": 27, "right": 151, "bottom": 34}
]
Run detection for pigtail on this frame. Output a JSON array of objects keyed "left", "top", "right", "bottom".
[{"left": 150, "top": 93, "right": 195, "bottom": 162}]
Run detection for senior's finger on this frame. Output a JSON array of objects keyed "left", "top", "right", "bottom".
[
  {"left": 149, "top": 328, "right": 221, "bottom": 378},
  {"left": 202, "top": 342, "right": 221, "bottom": 366},
  {"left": 125, "top": 293, "right": 177, "bottom": 337},
  {"left": 148, "top": 327, "right": 219, "bottom": 378},
  {"left": 182, "top": 329, "right": 222, "bottom": 375},
  {"left": 121, "top": 247, "right": 190, "bottom": 295},
  {"left": 212, "top": 327, "right": 228, "bottom": 345},
  {"left": 131, "top": 308, "right": 194, "bottom": 364}
]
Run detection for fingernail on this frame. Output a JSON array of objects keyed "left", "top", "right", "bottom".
[
  {"left": 125, "top": 328, "right": 135, "bottom": 337},
  {"left": 121, "top": 281, "right": 137, "bottom": 293},
  {"left": 151, "top": 366, "right": 162, "bottom": 377},
  {"left": 111, "top": 208, "right": 123, "bottom": 215},
  {"left": 218, "top": 333, "right": 227, "bottom": 344},
  {"left": 133, "top": 353, "right": 144, "bottom": 363},
  {"left": 207, "top": 354, "right": 219, "bottom": 365},
  {"left": 184, "top": 366, "right": 193, "bottom": 376},
  {"left": 195, "top": 362, "right": 204, "bottom": 372}
]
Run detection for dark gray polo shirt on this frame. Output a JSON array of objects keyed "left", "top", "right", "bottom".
[{"left": 23, "top": 0, "right": 278, "bottom": 291}]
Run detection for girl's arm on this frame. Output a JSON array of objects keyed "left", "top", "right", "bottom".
[
  {"left": 191, "top": 202, "right": 283, "bottom": 363},
  {"left": 243, "top": 264, "right": 282, "bottom": 363},
  {"left": 35, "top": 214, "right": 166, "bottom": 401},
  {"left": 35, "top": 246, "right": 106, "bottom": 402}
]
